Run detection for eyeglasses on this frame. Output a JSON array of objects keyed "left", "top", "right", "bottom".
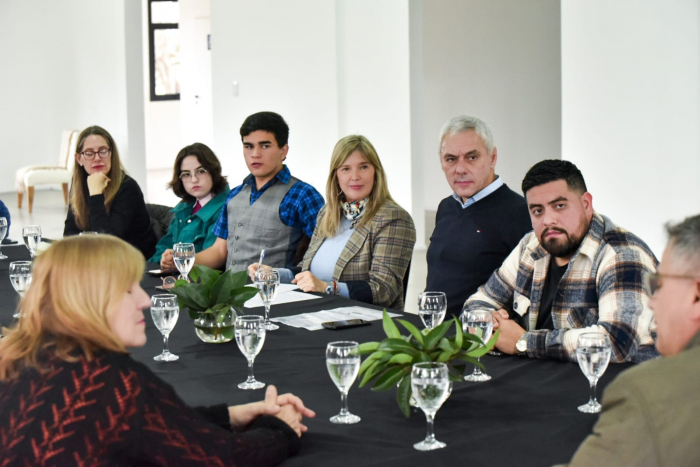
[
  {"left": 80, "top": 148, "right": 111, "bottom": 160},
  {"left": 643, "top": 271, "right": 699, "bottom": 296},
  {"left": 179, "top": 167, "right": 208, "bottom": 181}
]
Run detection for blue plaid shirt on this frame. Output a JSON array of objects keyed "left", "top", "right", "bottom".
[{"left": 212, "top": 165, "right": 324, "bottom": 239}]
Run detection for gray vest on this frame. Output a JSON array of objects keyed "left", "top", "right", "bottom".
[{"left": 226, "top": 176, "right": 303, "bottom": 273}]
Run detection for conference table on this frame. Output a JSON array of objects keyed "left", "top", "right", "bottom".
[{"left": 0, "top": 243, "right": 632, "bottom": 467}]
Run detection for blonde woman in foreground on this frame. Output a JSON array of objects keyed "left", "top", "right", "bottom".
[{"left": 0, "top": 235, "right": 314, "bottom": 466}]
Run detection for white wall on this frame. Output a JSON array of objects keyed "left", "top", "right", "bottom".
[
  {"left": 0, "top": 0, "right": 147, "bottom": 195},
  {"left": 562, "top": 0, "right": 700, "bottom": 256},
  {"left": 336, "top": 0, "right": 412, "bottom": 213},
  {"left": 210, "top": 0, "right": 339, "bottom": 194},
  {"left": 414, "top": 0, "right": 562, "bottom": 245}
]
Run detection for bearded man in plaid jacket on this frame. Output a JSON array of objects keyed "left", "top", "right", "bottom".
[{"left": 463, "top": 160, "right": 658, "bottom": 363}]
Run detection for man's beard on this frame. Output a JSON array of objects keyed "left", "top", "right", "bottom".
[{"left": 540, "top": 224, "right": 587, "bottom": 259}]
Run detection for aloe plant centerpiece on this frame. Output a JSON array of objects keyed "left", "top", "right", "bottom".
[
  {"left": 357, "top": 311, "right": 499, "bottom": 416},
  {"left": 170, "top": 265, "right": 259, "bottom": 343}
]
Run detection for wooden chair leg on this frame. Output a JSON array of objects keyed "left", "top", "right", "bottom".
[
  {"left": 62, "top": 183, "right": 69, "bottom": 205},
  {"left": 28, "top": 186, "right": 35, "bottom": 214},
  {"left": 17, "top": 191, "right": 23, "bottom": 208}
]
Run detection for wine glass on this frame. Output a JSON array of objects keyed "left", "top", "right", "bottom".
[
  {"left": 9, "top": 261, "right": 32, "bottom": 318},
  {"left": 22, "top": 225, "right": 42, "bottom": 258},
  {"left": 461, "top": 309, "right": 494, "bottom": 382},
  {"left": 411, "top": 362, "right": 451, "bottom": 451},
  {"left": 235, "top": 315, "right": 267, "bottom": 389},
  {"left": 576, "top": 332, "right": 612, "bottom": 413},
  {"left": 254, "top": 268, "right": 280, "bottom": 331},
  {"left": 326, "top": 341, "right": 361, "bottom": 424},
  {"left": 79, "top": 231, "right": 99, "bottom": 236},
  {"left": 173, "top": 242, "right": 195, "bottom": 282},
  {"left": 0, "top": 217, "right": 8, "bottom": 260},
  {"left": 417, "top": 291, "right": 447, "bottom": 330},
  {"left": 150, "top": 294, "right": 180, "bottom": 362}
]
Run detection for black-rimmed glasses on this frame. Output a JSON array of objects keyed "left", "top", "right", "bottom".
[
  {"left": 643, "top": 271, "right": 699, "bottom": 295},
  {"left": 80, "top": 148, "right": 111, "bottom": 160},
  {"left": 179, "top": 167, "right": 208, "bottom": 181}
]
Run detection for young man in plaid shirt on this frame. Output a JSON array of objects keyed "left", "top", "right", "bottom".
[
  {"left": 463, "top": 160, "right": 658, "bottom": 363},
  {"left": 166, "top": 112, "right": 324, "bottom": 274}
]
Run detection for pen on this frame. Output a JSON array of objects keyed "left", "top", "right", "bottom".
[{"left": 257, "top": 248, "right": 266, "bottom": 268}]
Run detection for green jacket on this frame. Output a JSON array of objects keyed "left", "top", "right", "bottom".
[
  {"left": 560, "top": 331, "right": 700, "bottom": 467},
  {"left": 148, "top": 186, "right": 230, "bottom": 263}
]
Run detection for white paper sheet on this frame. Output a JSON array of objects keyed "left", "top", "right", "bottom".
[
  {"left": 270, "top": 306, "right": 402, "bottom": 331},
  {"left": 243, "top": 284, "right": 321, "bottom": 308}
]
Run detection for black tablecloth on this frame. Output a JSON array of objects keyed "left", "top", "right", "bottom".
[{"left": 0, "top": 244, "right": 630, "bottom": 467}]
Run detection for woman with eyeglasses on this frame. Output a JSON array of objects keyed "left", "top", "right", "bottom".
[
  {"left": 150, "top": 143, "right": 230, "bottom": 269},
  {"left": 0, "top": 235, "right": 313, "bottom": 465},
  {"left": 64, "top": 125, "right": 157, "bottom": 258}
]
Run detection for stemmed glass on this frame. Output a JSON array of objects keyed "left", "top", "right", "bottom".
[
  {"left": 9, "top": 261, "right": 32, "bottom": 318},
  {"left": 576, "top": 332, "right": 612, "bottom": 413},
  {"left": 461, "top": 309, "right": 494, "bottom": 382},
  {"left": 0, "top": 217, "right": 8, "bottom": 259},
  {"left": 326, "top": 341, "right": 361, "bottom": 424},
  {"left": 173, "top": 242, "right": 195, "bottom": 282},
  {"left": 254, "top": 268, "right": 280, "bottom": 331},
  {"left": 79, "top": 231, "right": 99, "bottom": 236},
  {"left": 150, "top": 294, "right": 180, "bottom": 362},
  {"left": 235, "top": 315, "right": 267, "bottom": 389},
  {"left": 417, "top": 291, "right": 447, "bottom": 330},
  {"left": 22, "top": 225, "right": 42, "bottom": 258},
  {"left": 411, "top": 362, "right": 451, "bottom": 451}
]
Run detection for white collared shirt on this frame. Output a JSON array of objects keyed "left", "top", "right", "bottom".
[
  {"left": 451, "top": 176, "right": 503, "bottom": 209},
  {"left": 196, "top": 193, "right": 213, "bottom": 209}
]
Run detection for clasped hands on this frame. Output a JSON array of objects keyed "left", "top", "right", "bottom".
[
  {"left": 248, "top": 263, "right": 327, "bottom": 293},
  {"left": 228, "top": 385, "right": 315, "bottom": 437},
  {"left": 491, "top": 309, "right": 526, "bottom": 355}
]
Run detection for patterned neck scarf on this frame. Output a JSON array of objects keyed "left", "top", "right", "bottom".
[{"left": 341, "top": 197, "right": 369, "bottom": 228}]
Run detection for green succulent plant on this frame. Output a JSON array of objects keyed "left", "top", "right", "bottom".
[
  {"left": 358, "top": 310, "right": 499, "bottom": 417},
  {"left": 170, "top": 266, "right": 259, "bottom": 339}
]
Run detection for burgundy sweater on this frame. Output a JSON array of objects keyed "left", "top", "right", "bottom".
[{"left": 0, "top": 351, "right": 300, "bottom": 466}]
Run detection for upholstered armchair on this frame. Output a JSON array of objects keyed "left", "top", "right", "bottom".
[{"left": 15, "top": 130, "right": 79, "bottom": 213}]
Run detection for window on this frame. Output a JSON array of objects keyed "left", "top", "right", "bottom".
[{"left": 148, "top": 0, "right": 180, "bottom": 101}]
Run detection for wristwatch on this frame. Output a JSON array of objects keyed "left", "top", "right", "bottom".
[
  {"left": 324, "top": 280, "right": 338, "bottom": 295},
  {"left": 516, "top": 333, "right": 528, "bottom": 356}
]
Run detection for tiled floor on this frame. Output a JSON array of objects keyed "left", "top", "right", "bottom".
[{"left": 1, "top": 187, "right": 427, "bottom": 316}]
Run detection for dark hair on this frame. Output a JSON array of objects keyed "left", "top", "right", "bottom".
[
  {"left": 522, "top": 159, "right": 587, "bottom": 196},
  {"left": 239, "top": 111, "right": 289, "bottom": 147},
  {"left": 168, "top": 143, "right": 227, "bottom": 204}
]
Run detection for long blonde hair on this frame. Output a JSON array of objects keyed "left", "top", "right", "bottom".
[
  {"left": 317, "top": 135, "right": 395, "bottom": 238},
  {"left": 70, "top": 126, "right": 125, "bottom": 230},
  {"left": 0, "top": 235, "right": 145, "bottom": 380}
]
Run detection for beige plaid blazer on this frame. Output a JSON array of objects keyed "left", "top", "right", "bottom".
[{"left": 301, "top": 201, "right": 416, "bottom": 309}]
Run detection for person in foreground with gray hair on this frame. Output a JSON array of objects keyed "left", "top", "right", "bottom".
[
  {"left": 425, "top": 115, "right": 531, "bottom": 316},
  {"left": 559, "top": 214, "right": 700, "bottom": 466}
]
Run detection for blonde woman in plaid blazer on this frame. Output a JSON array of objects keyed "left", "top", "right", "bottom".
[{"left": 250, "top": 135, "right": 416, "bottom": 309}]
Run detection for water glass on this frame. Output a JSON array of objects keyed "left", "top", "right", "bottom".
[
  {"left": 418, "top": 291, "right": 447, "bottom": 330},
  {"left": 151, "top": 294, "right": 180, "bottom": 362},
  {"left": 255, "top": 268, "right": 280, "bottom": 331},
  {"left": 79, "top": 231, "right": 99, "bottom": 236},
  {"left": 173, "top": 242, "right": 195, "bottom": 282},
  {"left": 326, "top": 341, "right": 361, "bottom": 424},
  {"left": 22, "top": 225, "right": 42, "bottom": 258},
  {"left": 411, "top": 362, "right": 451, "bottom": 451},
  {"left": 9, "top": 261, "right": 32, "bottom": 318},
  {"left": 576, "top": 332, "right": 612, "bottom": 413},
  {"left": 461, "top": 309, "right": 494, "bottom": 382},
  {"left": 0, "top": 217, "right": 8, "bottom": 260},
  {"left": 235, "top": 315, "right": 267, "bottom": 389}
]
